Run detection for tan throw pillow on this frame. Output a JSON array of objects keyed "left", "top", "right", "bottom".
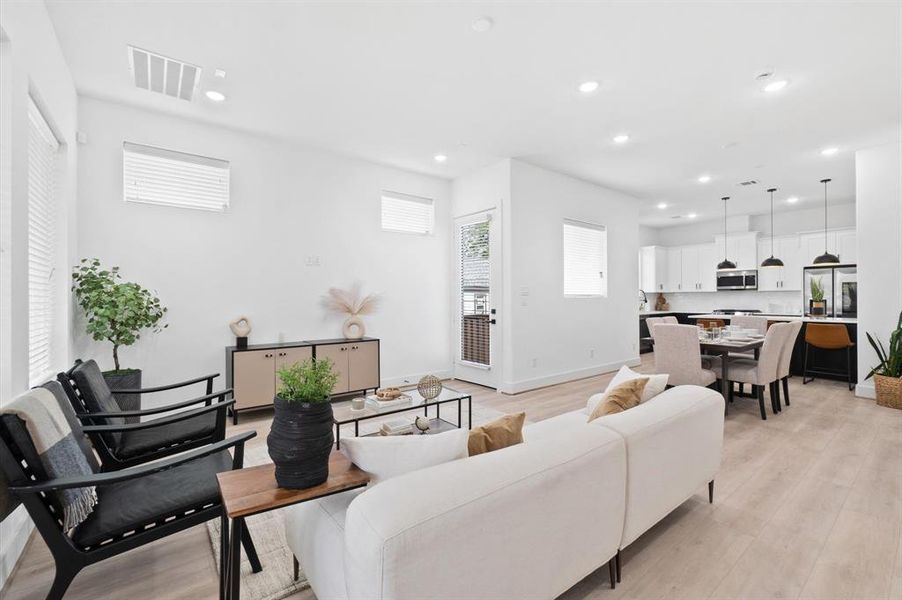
[
  {"left": 587, "top": 378, "right": 648, "bottom": 422},
  {"left": 468, "top": 412, "right": 526, "bottom": 456}
]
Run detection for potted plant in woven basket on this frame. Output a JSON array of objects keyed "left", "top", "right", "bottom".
[
  {"left": 71, "top": 259, "right": 167, "bottom": 416},
  {"left": 268, "top": 358, "right": 339, "bottom": 488},
  {"left": 809, "top": 277, "right": 827, "bottom": 317},
  {"left": 865, "top": 310, "right": 902, "bottom": 410}
]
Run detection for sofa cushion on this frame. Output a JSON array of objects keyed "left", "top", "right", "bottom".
[
  {"left": 523, "top": 411, "right": 589, "bottom": 442},
  {"left": 339, "top": 428, "right": 467, "bottom": 486},
  {"left": 468, "top": 412, "right": 525, "bottom": 456},
  {"left": 587, "top": 365, "right": 668, "bottom": 414},
  {"left": 71, "top": 450, "right": 231, "bottom": 547},
  {"left": 588, "top": 378, "right": 647, "bottom": 421}
]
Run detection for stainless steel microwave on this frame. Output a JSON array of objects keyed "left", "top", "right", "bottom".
[{"left": 716, "top": 269, "right": 758, "bottom": 290}]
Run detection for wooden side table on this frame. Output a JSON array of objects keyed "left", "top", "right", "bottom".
[{"left": 216, "top": 451, "right": 370, "bottom": 599}]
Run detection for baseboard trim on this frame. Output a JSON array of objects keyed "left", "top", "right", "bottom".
[
  {"left": 854, "top": 381, "right": 876, "bottom": 399},
  {"left": 0, "top": 507, "right": 33, "bottom": 592},
  {"left": 499, "top": 357, "right": 641, "bottom": 395}
]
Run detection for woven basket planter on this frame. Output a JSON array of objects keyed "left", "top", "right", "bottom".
[{"left": 875, "top": 374, "right": 902, "bottom": 410}]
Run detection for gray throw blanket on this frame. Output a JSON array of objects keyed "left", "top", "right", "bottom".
[{"left": 2, "top": 387, "right": 98, "bottom": 531}]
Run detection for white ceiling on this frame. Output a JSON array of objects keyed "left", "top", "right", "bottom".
[{"left": 44, "top": 1, "right": 902, "bottom": 227}]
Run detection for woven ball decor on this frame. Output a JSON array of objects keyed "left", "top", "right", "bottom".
[{"left": 417, "top": 375, "right": 443, "bottom": 400}]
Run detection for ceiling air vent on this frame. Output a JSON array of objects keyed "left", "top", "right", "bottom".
[
  {"left": 737, "top": 179, "right": 759, "bottom": 187},
  {"left": 128, "top": 46, "right": 201, "bottom": 101}
]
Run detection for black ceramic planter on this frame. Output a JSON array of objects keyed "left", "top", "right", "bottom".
[
  {"left": 268, "top": 398, "right": 334, "bottom": 489},
  {"left": 103, "top": 369, "right": 142, "bottom": 423}
]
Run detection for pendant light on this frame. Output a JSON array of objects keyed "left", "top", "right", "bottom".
[
  {"left": 813, "top": 178, "right": 840, "bottom": 265},
  {"left": 760, "top": 187, "right": 785, "bottom": 268},
  {"left": 717, "top": 196, "right": 737, "bottom": 270}
]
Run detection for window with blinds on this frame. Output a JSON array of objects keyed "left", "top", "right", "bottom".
[
  {"left": 459, "top": 220, "right": 490, "bottom": 365},
  {"left": 27, "top": 97, "right": 60, "bottom": 385},
  {"left": 563, "top": 219, "right": 607, "bottom": 297},
  {"left": 123, "top": 141, "right": 230, "bottom": 212},
  {"left": 381, "top": 191, "right": 434, "bottom": 234}
]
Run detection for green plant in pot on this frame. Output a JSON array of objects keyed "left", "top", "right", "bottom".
[
  {"left": 809, "top": 277, "right": 827, "bottom": 317},
  {"left": 268, "top": 358, "right": 339, "bottom": 489},
  {"left": 865, "top": 310, "right": 902, "bottom": 410},
  {"left": 71, "top": 259, "right": 167, "bottom": 416}
]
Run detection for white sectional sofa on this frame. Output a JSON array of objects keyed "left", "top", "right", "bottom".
[{"left": 284, "top": 384, "right": 724, "bottom": 600}]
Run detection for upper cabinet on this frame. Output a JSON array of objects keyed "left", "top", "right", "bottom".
[
  {"left": 757, "top": 235, "right": 802, "bottom": 291},
  {"left": 643, "top": 243, "right": 716, "bottom": 293},
  {"left": 801, "top": 228, "right": 856, "bottom": 265},
  {"left": 639, "top": 246, "right": 668, "bottom": 292},
  {"left": 713, "top": 232, "right": 759, "bottom": 270}
]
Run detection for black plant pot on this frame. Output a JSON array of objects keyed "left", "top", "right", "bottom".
[
  {"left": 809, "top": 299, "right": 827, "bottom": 317},
  {"left": 103, "top": 369, "right": 142, "bottom": 424},
  {"left": 268, "top": 398, "right": 334, "bottom": 489}
]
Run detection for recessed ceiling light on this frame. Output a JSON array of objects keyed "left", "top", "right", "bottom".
[
  {"left": 214, "top": 69, "right": 227, "bottom": 79},
  {"left": 657, "top": 202, "right": 667, "bottom": 210},
  {"left": 578, "top": 80, "right": 599, "bottom": 94},
  {"left": 433, "top": 154, "right": 447, "bottom": 163},
  {"left": 787, "top": 196, "right": 799, "bottom": 204},
  {"left": 205, "top": 90, "right": 226, "bottom": 102},
  {"left": 613, "top": 134, "right": 630, "bottom": 144},
  {"left": 821, "top": 147, "right": 839, "bottom": 156},
  {"left": 688, "top": 213, "right": 698, "bottom": 219},
  {"left": 697, "top": 175, "right": 711, "bottom": 183},
  {"left": 472, "top": 16, "right": 494, "bottom": 32},
  {"left": 763, "top": 79, "right": 788, "bottom": 93}
]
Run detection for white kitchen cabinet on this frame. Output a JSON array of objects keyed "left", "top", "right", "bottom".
[
  {"left": 714, "top": 232, "right": 758, "bottom": 269},
  {"left": 639, "top": 246, "right": 669, "bottom": 293},
  {"left": 801, "top": 228, "right": 856, "bottom": 265},
  {"left": 681, "top": 246, "right": 699, "bottom": 292},
  {"left": 697, "top": 244, "right": 718, "bottom": 291},
  {"left": 757, "top": 235, "right": 803, "bottom": 291},
  {"left": 665, "top": 247, "right": 683, "bottom": 292},
  {"left": 836, "top": 229, "right": 857, "bottom": 264}
]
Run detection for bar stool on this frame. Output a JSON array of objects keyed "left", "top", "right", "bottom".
[{"left": 803, "top": 323, "right": 855, "bottom": 391}]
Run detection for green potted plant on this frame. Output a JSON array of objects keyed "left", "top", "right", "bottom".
[
  {"left": 71, "top": 259, "right": 167, "bottom": 412},
  {"left": 865, "top": 310, "right": 902, "bottom": 410},
  {"left": 268, "top": 358, "right": 339, "bottom": 488},
  {"left": 809, "top": 277, "right": 827, "bottom": 317}
]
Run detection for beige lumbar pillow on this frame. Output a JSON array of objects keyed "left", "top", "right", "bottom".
[
  {"left": 468, "top": 412, "right": 526, "bottom": 456},
  {"left": 587, "top": 365, "right": 668, "bottom": 415},
  {"left": 588, "top": 378, "right": 648, "bottom": 422}
]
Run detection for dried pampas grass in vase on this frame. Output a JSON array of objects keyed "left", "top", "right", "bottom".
[{"left": 321, "top": 282, "right": 380, "bottom": 340}]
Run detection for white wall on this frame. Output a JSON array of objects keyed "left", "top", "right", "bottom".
[
  {"left": 0, "top": 0, "right": 78, "bottom": 587},
  {"left": 854, "top": 141, "right": 902, "bottom": 398},
  {"left": 647, "top": 203, "right": 856, "bottom": 247},
  {"left": 76, "top": 97, "right": 453, "bottom": 403},
  {"left": 506, "top": 160, "right": 640, "bottom": 392}
]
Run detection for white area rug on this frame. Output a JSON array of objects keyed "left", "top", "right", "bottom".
[{"left": 206, "top": 399, "right": 508, "bottom": 600}]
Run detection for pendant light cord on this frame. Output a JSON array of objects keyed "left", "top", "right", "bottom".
[
  {"left": 821, "top": 178, "right": 832, "bottom": 252},
  {"left": 771, "top": 190, "right": 775, "bottom": 256},
  {"left": 722, "top": 197, "right": 728, "bottom": 260}
]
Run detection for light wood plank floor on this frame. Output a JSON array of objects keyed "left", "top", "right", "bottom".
[{"left": 3, "top": 354, "right": 901, "bottom": 600}]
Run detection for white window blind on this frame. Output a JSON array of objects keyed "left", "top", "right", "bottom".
[
  {"left": 123, "top": 141, "right": 230, "bottom": 212},
  {"left": 381, "top": 191, "right": 434, "bottom": 234},
  {"left": 563, "top": 219, "right": 607, "bottom": 297},
  {"left": 28, "top": 97, "right": 60, "bottom": 385}
]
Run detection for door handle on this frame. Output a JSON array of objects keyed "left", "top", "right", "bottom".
[{"left": 489, "top": 319, "right": 497, "bottom": 325}]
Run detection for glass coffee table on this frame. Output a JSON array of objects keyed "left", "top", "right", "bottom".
[{"left": 332, "top": 386, "right": 473, "bottom": 449}]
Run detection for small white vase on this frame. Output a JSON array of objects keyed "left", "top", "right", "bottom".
[{"left": 343, "top": 315, "right": 365, "bottom": 339}]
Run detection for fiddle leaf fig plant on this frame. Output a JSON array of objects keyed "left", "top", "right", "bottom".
[
  {"left": 71, "top": 258, "right": 167, "bottom": 372},
  {"left": 277, "top": 358, "right": 339, "bottom": 403}
]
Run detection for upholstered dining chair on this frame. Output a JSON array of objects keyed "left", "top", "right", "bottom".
[
  {"left": 723, "top": 323, "right": 791, "bottom": 420},
  {"left": 730, "top": 315, "right": 767, "bottom": 335},
  {"left": 775, "top": 321, "right": 804, "bottom": 408},
  {"left": 653, "top": 324, "right": 720, "bottom": 388},
  {"left": 646, "top": 316, "right": 678, "bottom": 339},
  {"left": 0, "top": 380, "right": 255, "bottom": 600}
]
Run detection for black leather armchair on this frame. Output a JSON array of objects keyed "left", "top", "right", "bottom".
[
  {"left": 0, "top": 384, "right": 255, "bottom": 600},
  {"left": 58, "top": 359, "right": 232, "bottom": 470}
]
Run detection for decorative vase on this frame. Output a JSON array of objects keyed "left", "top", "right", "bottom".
[
  {"left": 875, "top": 374, "right": 902, "bottom": 410},
  {"left": 417, "top": 375, "right": 443, "bottom": 400},
  {"left": 343, "top": 315, "right": 365, "bottom": 339},
  {"left": 809, "top": 299, "right": 827, "bottom": 317},
  {"left": 103, "top": 369, "right": 142, "bottom": 424},
  {"left": 267, "top": 398, "right": 334, "bottom": 489}
]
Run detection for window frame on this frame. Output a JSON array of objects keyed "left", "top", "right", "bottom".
[
  {"left": 562, "top": 218, "right": 608, "bottom": 298},
  {"left": 122, "top": 141, "right": 230, "bottom": 213},
  {"left": 380, "top": 190, "right": 435, "bottom": 235}
]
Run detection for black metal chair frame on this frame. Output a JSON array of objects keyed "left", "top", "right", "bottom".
[
  {"left": 58, "top": 363, "right": 233, "bottom": 471},
  {"left": 803, "top": 343, "right": 855, "bottom": 391},
  {"left": 0, "top": 417, "right": 255, "bottom": 600}
]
